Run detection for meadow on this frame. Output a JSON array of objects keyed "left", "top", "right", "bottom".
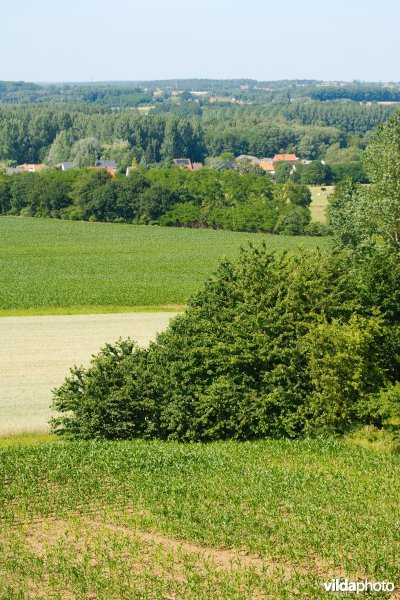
[
  {"left": 0, "top": 438, "right": 398, "bottom": 598},
  {"left": 309, "top": 185, "right": 334, "bottom": 225},
  {"left": 0, "top": 217, "right": 327, "bottom": 315}
]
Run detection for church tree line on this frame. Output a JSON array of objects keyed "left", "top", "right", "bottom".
[{"left": 0, "top": 167, "right": 320, "bottom": 235}]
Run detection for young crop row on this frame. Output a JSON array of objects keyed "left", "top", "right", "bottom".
[
  {"left": 0, "top": 438, "right": 399, "bottom": 598},
  {"left": 0, "top": 217, "right": 326, "bottom": 311}
]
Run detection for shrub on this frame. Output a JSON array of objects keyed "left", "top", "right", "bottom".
[{"left": 52, "top": 244, "right": 400, "bottom": 441}]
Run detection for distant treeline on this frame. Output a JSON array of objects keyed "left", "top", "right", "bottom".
[
  {"left": 303, "top": 85, "right": 400, "bottom": 103},
  {"left": 0, "top": 168, "right": 326, "bottom": 235},
  {"left": 1, "top": 80, "right": 400, "bottom": 104}
]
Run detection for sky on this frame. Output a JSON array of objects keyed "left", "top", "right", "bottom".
[{"left": 1, "top": 0, "right": 399, "bottom": 83}]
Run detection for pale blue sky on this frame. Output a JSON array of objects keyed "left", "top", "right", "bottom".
[{"left": 1, "top": 0, "right": 399, "bottom": 83}]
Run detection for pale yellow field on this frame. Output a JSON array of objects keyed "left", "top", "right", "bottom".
[{"left": 0, "top": 312, "right": 176, "bottom": 435}]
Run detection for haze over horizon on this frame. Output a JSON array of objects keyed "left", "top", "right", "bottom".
[{"left": 1, "top": 0, "right": 399, "bottom": 83}]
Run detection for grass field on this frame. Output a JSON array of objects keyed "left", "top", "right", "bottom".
[
  {"left": 309, "top": 186, "right": 333, "bottom": 224},
  {"left": 0, "top": 438, "right": 398, "bottom": 598},
  {"left": 0, "top": 217, "right": 327, "bottom": 314}
]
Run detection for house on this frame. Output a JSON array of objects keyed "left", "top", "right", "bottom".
[
  {"left": 6, "top": 166, "right": 25, "bottom": 175},
  {"left": 273, "top": 154, "right": 299, "bottom": 163},
  {"left": 236, "top": 155, "right": 277, "bottom": 173},
  {"left": 236, "top": 155, "right": 260, "bottom": 165},
  {"left": 192, "top": 162, "right": 203, "bottom": 171},
  {"left": 14, "top": 163, "right": 46, "bottom": 173},
  {"left": 93, "top": 160, "right": 117, "bottom": 176},
  {"left": 94, "top": 160, "right": 117, "bottom": 169},
  {"left": 173, "top": 158, "right": 193, "bottom": 170},
  {"left": 259, "top": 159, "right": 275, "bottom": 174},
  {"left": 60, "top": 162, "right": 76, "bottom": 171}
]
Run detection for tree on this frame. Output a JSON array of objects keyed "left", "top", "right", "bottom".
[
  {"left": 329, "top": 112, "right": 400, "bottom": 253},
  {"left": 71, "top": 137, "right": 103, "bottom": 167},
  {"left": 300, "top": 161, "right": 332, "bottom": 185},
  {"left": 363, "top": 113, "right": 400, "bottom": 250},
  {"left": 274, "top": 204, "right": 311, "bottom": 235},
  {"left": 275, "top": 181, "right": 312, "bottom": 207},
  {"left": 51, "top": 245, "right": 400, "bottom": 441},
  {"left": 102, "top": 140, "right": 131, "bottom": 171},
  {"left": 0, "top": 174, "right": 11, "bottom": 214},
  {"left": 46, "top": 130, "right": 75, "bottom": 165},
  {"left": 324, "top": 143, "right": 363, "bottom": 164},
  {"left": 68, "top": 169, "right": 111, "bottom": 219},
  {"left": 330, "top": 162, "right": 368, "bottom": 184},
  {"left": 274, "top": 162, "right": 292, "bottom": 183}
]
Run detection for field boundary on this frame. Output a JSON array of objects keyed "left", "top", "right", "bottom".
[{"left": 0, "top": 304, "right": 186, "bottom": 318}]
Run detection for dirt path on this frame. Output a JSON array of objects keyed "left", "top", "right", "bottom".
[{"left": 0, "top": 312, "right": 177, "bottom": 435}]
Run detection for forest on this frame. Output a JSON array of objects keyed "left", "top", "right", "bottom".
[{"left": 0, "top": 80, "right": 398, "bottom": 167}]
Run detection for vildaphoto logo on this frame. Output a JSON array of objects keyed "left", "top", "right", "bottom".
[{"left": 323, "top": 579, "right": 395, "bottom": 594}]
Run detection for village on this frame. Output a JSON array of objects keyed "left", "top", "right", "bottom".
[{"left": 5, "top": 152, "right": 312, "bottom": 177}]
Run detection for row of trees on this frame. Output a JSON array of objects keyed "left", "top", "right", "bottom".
[
  {"left": 0, "top": 167, "right": 320, "bottom": 235},
  {"left": 273, "top": 159, "right": 368, "bottom": 185}
]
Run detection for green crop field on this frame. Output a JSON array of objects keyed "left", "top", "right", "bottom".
[
  {"left": 0, "top": 217, "right": 327, "bottom": 315},
  {"left": 0, "top": 438, "right": 398, "bottom": 598}
]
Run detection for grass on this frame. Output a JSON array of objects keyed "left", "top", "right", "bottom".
[
  {"left": 309, "top": 185, "right": 333, "bottom": 224},
  {"left": 0, "top": 304, "right": 185, "bottom": 317},
  {"left": 346, "top": 426, "right": 400, "bottom": 454},
  {"left": 0, "top": 433, "right": 57, "bottom": 449},
  {"left": 0, "top": 438, "right": 398, "bottom": 598},
  {"left": 0, "top": 217, "right": 327, "bottom": 314}
]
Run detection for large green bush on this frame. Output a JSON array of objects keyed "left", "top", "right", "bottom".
[{"left": 51, "top": 244, "right": 400, "bottom": 441}]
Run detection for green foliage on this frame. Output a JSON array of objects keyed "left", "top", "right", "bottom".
[
  {"left": 52, "top": 244, "right": 400, "bottom": 441},
  {"left": 46, "top": 129, "right": 75, "bottom": 165},
  {"left": 71, "top": 137, "right": 103, "bottom": 167},
  {"left": 3, "top": 167, "right": 317, "bottom": 234},
  {"left": 274, "top": 181, "right": 312, "bottom": 206},
  {"left": 374, "top": 382, "right": 400, "bottom": 437},
  {"left": 0, "top": 88, "right": 395, "bottom": 167},
  {"left": 324, "top": 142, "right": 363, "bottom": 164},
  {"left": 0, "top": 173, "right": 11, "bottom": 213},
  {"left": 274, "top": 205, "right": 312, "bottom": 235},
  {"left": 328, "top": 111, "right": 400, "bottom": 254},
  {"left": 274, "top": 162, "right": 291, "bottom": 183},
  {"left": 300, "top": 161, "right": 333, "bottom": 185},
  {"left": 330, "top": 161, "right": 368, "bottom": 183}
]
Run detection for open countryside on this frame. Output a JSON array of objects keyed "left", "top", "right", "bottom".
[{"left": 0, "top": 69, "right": 399, "bottom": 600}]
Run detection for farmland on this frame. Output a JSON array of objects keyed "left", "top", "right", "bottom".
[
  {"left": 0, "top": 312, "right": 177, "bottom": 435},
  {"left": 0, "top": 438, "right": 398, "bottom": 598},
  {"left": 309, "top": 185, "right": 333, "bottom": 224},
  {"left": 0, "top": 217, "right": 327, "bottom": 315}
]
